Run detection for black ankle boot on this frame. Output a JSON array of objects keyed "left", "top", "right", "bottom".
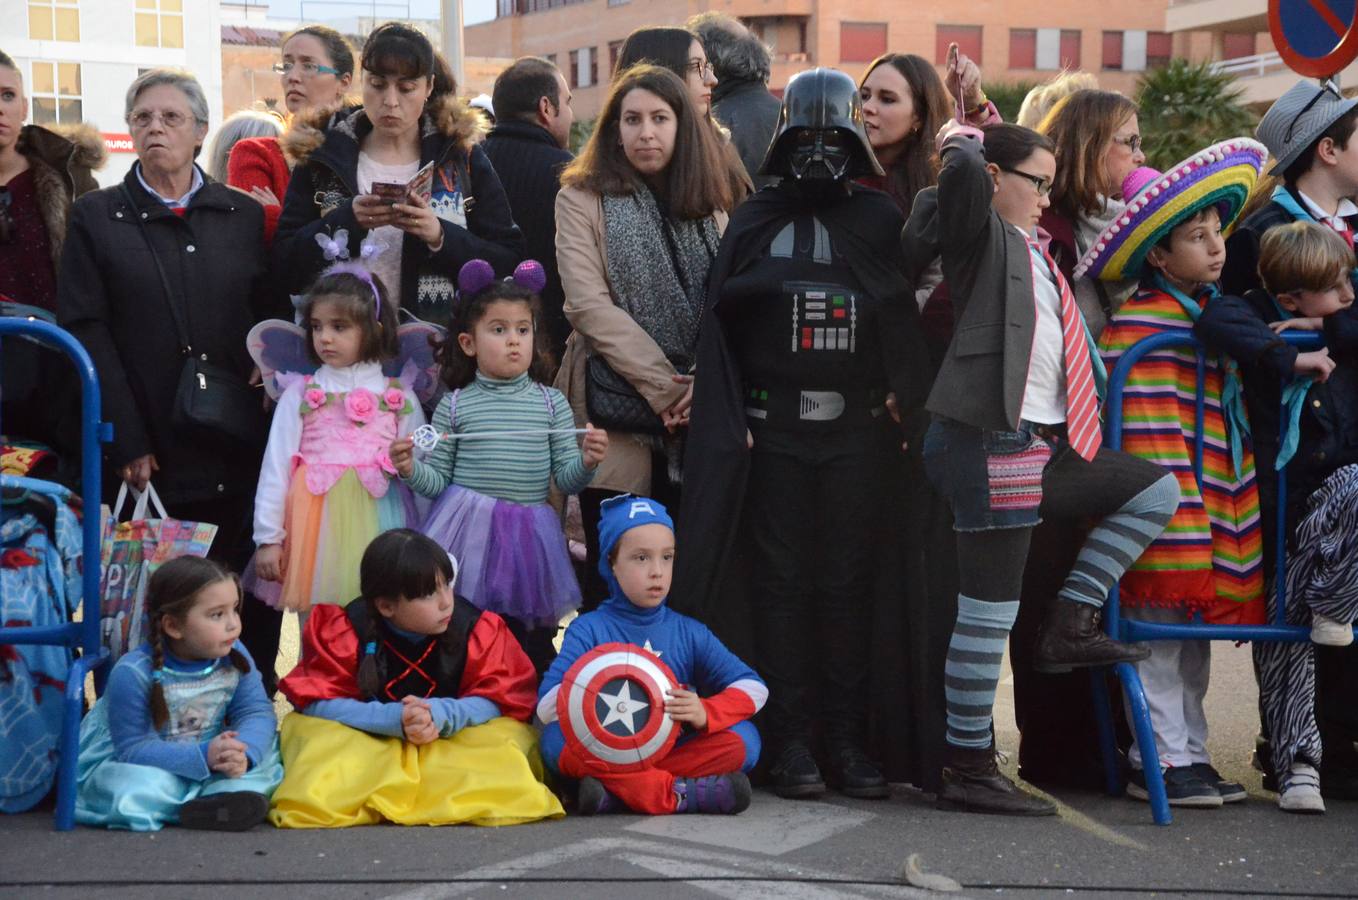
[
  {"left": 770, "top": 742, "right": 825, "bottom": 799},
  {"left": 825, "top": 745, "right": 889, "bottom": 799},
  {"left": 1034, "top": 600, "right": 1151, "bottom": 673},
  {"left": 938, "top": 745, "right": 1056, "bottom": 816}
]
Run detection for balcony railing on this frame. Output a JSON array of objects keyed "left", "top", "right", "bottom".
[{"left": 1210, "top": 51, "right": 1285, "bottom": 79}]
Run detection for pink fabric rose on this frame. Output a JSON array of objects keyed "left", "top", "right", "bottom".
[
  {"left": 345, "top": 388, "right": 378, "bottom": 425},
  {"left": 375, "top": 448, "right": 397, "bottom": 476},
  {"left": 383, "top": 387, "right": 406, "bottom": 412},
  {"left": 303, "top": 387, "right": 326, "bottom": 411}
]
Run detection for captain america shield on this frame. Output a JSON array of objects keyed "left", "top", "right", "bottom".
[{"left": 557, "top": 642, "right": 680, "bottom": 771}]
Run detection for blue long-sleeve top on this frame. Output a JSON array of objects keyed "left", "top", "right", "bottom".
[
  {"left": 102, "top": 642, "right": 276, "bottom": 782},
  {"left": 537, "top": 597, "right": 767, "bottom": 733}
]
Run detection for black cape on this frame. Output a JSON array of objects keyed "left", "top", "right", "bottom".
[{"left": 673, "top": 182, "right": 956, "bottom": 790}]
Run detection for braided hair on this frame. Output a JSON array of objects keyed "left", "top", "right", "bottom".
[
  {"left": 146, "top": 557, "right": 250, "bottom": 730},
  {"left": 354, "top": 529, "right": 459, "bottom": 698}
]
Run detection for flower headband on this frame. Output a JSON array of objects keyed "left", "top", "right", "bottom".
[{"left": 314, "top": 228, "right": 389, "bottom": 320}]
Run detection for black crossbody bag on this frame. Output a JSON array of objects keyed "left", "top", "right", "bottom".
[{"left": 121, "top": 185, "right": 266, "bottom": 449}]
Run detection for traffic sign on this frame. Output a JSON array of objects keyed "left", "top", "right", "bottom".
[{"left": 1270, "top": 0, "right": 1358, "bottom": 78}]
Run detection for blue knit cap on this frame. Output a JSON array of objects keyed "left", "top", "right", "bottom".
[{"left": 596, "top": 494, "right": 675, "bottom": 603}]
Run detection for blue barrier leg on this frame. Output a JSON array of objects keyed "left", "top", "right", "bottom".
[
  {"left": 55, "top": 649, "right": 108, "bottom": 831},
  {"left": 1089, "top": 668, "right": 1122, "bottom": 796},
  {"left": 1115, "top": 660, "right": 1172, "bottom": 825}
]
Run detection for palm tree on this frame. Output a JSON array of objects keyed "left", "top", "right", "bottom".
[{"left": 1136, "top": 59, "right": 1257, "bottom": 170}]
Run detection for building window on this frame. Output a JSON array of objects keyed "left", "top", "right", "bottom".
[
  {"left": 136, "top": 0, "right": 184, "bottom": 49},
  {"left": 568, "top": 50, "right": 579, "bottom": 89},
  {"left": 589, "top": 46, "right": 598, "bottom": 87},
  {"left": 28, "top": 0, "right": 79, "bottom": 42},
  {"left": 1223, "top": 32, "right": 1257, "bottom": 60},
  {"left": 1147, "top": 31, "right": 1172, "bottom": 68},
  {"left": 607, "top": 0, "right": 629, "bottom": 5},
  {"left": 1009, "top": 29, "right": 1036, "bottom": 70},
  {"left": 609, "top": 40, "right": 623, "bottom": 75},
  {"left": 840, "top": 22, "right": 887, "bottom": 64},
  {"left": 1102, "top": 31, "right": 1123, "bottom": 70},
  {"left": 936, "top": 25, "right": 982, "bottom": 66},
  {"left": 29, "top": 61, "right": 82, "bottom": 125},
  {"left": 1060, "top": 30, "right": 1081, "bottom": 69}
]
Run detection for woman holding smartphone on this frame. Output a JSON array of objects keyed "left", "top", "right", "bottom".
[{"left": 275, "top": 22, "right": 522, "bottom": 327}]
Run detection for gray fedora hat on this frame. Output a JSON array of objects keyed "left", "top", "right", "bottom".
[{"left": 1257, "top": 79, "right": 1358, "bottom": 176}]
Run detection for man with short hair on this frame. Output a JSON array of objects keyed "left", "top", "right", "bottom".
[
  {"left": 484, "top": 57, "right": 575, "bottom": 360},
  {"left": 688, "top": 12, "right": 781, "bottom": 189}
]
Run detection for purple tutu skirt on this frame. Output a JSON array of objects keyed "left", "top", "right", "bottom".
[{"left": 421, "top": 485, "right": 581, "bottom": 627}]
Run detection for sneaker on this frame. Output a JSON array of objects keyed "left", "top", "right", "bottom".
[
  {"left": 1310, "top": 613, "right": 1354, "bottom": 647},
  {"left": 673, "top": 771, "right": 751, "bottom": 814},
  {"left": 825, "top": 745, "right": 889, "bottom": 799},
  {"left": 575, "top": 776, "right": 623, "bottom": 816},
  {"left": 769, "top": 742, "right": 825, "bottom": 799},
  {"left": 1189, "top": 763, "right": 1247, "bottom": 803},
  {"left": 1126, "top": 766, "right": 1223, "bottom": 808},
  {"left": 178, "top": 792, "right": 269, "bottom": 831},
  {"left": 1278, "top": 763, "right": 1325, "bottom": 814}
]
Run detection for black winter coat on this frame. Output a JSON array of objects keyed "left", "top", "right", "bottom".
[
  {"left": 57, "top": 166, "right": 275, "bottom": 505},
  {"left": 1222, "top": 188, "right": 1358, "bottom": 297},
  {"left": 710, "top": 77, "right": 781, "bottom": 190},
  {"left": 481, "top": 121, "right": 573, "bottom": 357},
  {"left": 275, "top": 103, "right": 523, "bottom": 329}
]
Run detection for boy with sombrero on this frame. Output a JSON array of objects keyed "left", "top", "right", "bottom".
[
  {"left": 1078, "top": 136, "right": 1269, "bottom": 808},
  {"left": 1223, "top": 79, "right": 1358, "bottom": 802}
]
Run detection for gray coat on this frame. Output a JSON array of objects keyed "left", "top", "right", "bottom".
[
  {"left": 710, "top": 77, "right": 781, "bottom": 189},
  {"left": 902, "top": 135, "right": 1038, "bottom": 431}
]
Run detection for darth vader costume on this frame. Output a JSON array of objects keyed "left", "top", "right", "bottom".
[{"left": 673, "top": 68, "right": 950, "bottom": 796}]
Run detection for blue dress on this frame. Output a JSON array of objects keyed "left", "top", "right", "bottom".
[{"left": 75, "top": 642, "right": 283, "bottom": 831}]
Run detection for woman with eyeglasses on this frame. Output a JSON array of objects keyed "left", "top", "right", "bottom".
[
  {"left": 616, "top": 27, "right": 752, "bottom": 208},
  {"left": 226, "top": 25, "right": 354, "bottom": 244},
  {"left": 275, "top": 22, "right": 522, "bottom": 329},
  {"left": 58, "top": 68, "right": 286, "bottom": 688}
]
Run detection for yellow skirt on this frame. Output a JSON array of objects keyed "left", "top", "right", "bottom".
[{"left": 268, "top": 713, "right": 565, "bottom": 828}]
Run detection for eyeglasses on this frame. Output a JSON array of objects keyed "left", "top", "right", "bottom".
[
  {"left": 1284, "top": 81, "right": 1344, "bottom": 144},
  {"left": 0, "top": 189, "right": 12, "bottom": 245},
  {"left": 686, "top": 58, "right": 714, "bottom": 79},
  {"left": 128, "top": 109, "right": 194, "bottom": 130},
  {"left": 998, "top": 165, "right": 1052, "bottom": 197},
  {"left": 273, "top": 61, "right": 341, "bottom": 77},
  {"left": 1112, "top": 133, "right": 1142, "bottom": 153}
]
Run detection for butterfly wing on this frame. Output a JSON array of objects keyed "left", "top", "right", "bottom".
[
  {"left": 388, "top": 319, "right": 447, "bottom": 405},
  {"left": 246, "top": 319, "right": 316, "bottom": 400}
]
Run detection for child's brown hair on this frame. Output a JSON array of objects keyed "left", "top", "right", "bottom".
[
  {"left": 1258, "top": 221, "right": 1354, "bottom": 296},
  {"left": 146, "top": 557, "right": 250, "bottom": 730}
]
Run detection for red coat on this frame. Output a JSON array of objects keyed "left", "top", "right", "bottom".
[
  {"left": 279, "top": 604, "right": 539, "bottom": 721},
  {"left": 227, "top": 136, "right": 289, "bottom": 244}
]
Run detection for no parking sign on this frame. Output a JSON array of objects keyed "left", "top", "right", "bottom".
[{"left": 1271, "top": 0, "right": 1358, "bottom": 78}]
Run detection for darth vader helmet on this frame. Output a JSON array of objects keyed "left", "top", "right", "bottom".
[{"left": 758, "top": 67, "right": 883, "bottom": 181}]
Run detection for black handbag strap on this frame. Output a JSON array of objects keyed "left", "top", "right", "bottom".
[{"left": 120, "top": 183, "right": 192, "bottom": 355}]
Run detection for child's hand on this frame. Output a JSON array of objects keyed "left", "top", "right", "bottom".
[
  {"left": 255, "top": 544, "right": 284, "bottom": 583},
  {"left": 207, "top": 731, "right": 249, "bottom": 778},
  {"left": 1271, "top": 317, "right": 1325, "bottom": 333},
  {"left": 1295, "top": 347, "right": 1336, "bottom": 383},
  {"left": 581, "top": 423, "right": 609, "bottom": 468},
  {"left": 389, "top": 437, "right": 416, "bottom": 478},
  {"left": 664, "top": 688, "right": 708, "bottom": 731},
  {"left": 401, "top": 696, "right": 438, "bottom": 745}
]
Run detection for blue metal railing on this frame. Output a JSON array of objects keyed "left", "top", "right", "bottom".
[{"left": 0, "top": 317, "right": 110, "bottom": 830}]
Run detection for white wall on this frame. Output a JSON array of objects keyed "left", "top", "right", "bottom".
[{"left": 3, "top": 0, "right": 223, "bottom": 186}]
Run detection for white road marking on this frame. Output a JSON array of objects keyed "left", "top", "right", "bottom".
[{"left": 624, "top": 799, "right": 876, "bottom": 855}]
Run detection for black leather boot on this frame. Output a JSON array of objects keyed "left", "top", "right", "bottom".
[
  {"left": 938, "top": 745, "right": 1056, "bottom": 816},
  {"left": 1034, "top": 600, "right": 1151, "bottom": 673},
  {"left": 825, "top": 744, "right": 889, "bottom": 798},
  {"left": 770, "top": 742, "right": 826, "bottom": 799}
]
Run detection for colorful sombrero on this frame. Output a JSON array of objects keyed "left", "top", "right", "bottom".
[{"left": 1074, "top": 138, "right": 1267, "bottom": 282}]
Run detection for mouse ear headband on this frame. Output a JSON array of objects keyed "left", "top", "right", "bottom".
[{"left": 455, "top": 259, "right": 549, "bottom": 303}]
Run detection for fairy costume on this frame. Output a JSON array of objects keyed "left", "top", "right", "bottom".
[
  {"left": 268, "top": 602, "right": 564, "bottom": 828},
  {"left": 75, "top": 643, "right": 283, "bottom": 831}
]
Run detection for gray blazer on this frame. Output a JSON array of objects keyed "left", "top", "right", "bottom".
[{"left": 902, "top": 135, "right": 1038, "bottom": 431}]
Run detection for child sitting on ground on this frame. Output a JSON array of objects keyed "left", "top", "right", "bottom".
[
  {"left": 537, "top": 495, "right": 766, "bottom": 815},
  {"left": 1197, "top": 220, "right": 1358, "bottom": 813},
  {"left": 268, "top": 529, "right": 563, "bottom": 827}
]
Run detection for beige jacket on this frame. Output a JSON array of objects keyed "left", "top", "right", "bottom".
[{"left": 553, "top": 184, "right": 727, "bottom": 493}]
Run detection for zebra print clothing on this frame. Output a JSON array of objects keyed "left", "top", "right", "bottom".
[{"left": 1256, "top": 464, "right": 1358, "bottom": 783}]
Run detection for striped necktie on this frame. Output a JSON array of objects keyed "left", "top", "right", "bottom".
[{"left": 1035, "top": 242, "right": 1102, "bottom": 461}]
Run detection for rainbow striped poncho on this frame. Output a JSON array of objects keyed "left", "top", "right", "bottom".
[{"left": 1098, "top": 287, "right": 1265, "bottom": 624}]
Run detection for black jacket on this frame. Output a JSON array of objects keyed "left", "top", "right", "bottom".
[
  {"left": 275, "top": 103, "right": 524, "bottom": 328},
  {"left": 1222, "top": 186, "right": 1358, "bottom": 297},
  {"left": 482, "top": 120, "right": 573, "bottom": 357},
  {"left": 57, "top": 166, "right": 275, "bottom": 504},
  {"left": 710, "top": 77, "right": 781, "bottom": 190}
]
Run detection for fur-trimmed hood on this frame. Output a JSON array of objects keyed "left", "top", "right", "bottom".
[
  {"left": 18, "top": 121, "right": 107, "bottom": 176},
  {"left": 281, "top": 94, "right": 484, "bottom": 168},
  {"left": 17, "top": 122, "right": 106, "bottom": 265}
]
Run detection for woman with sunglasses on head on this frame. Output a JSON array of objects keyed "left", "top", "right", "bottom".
[
  {"left": 615, "top": 26, "right": 752, "bottom": 208},
  {"left": 227, "top": 25, "right": 354, "bottom": 244}
]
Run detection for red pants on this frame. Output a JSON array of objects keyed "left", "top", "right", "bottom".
[{"left": 555, "top": 729, "right": 748, "bottom": 814}]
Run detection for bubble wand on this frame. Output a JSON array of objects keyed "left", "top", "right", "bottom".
[{"left": 410, "top": 423, "right": 591, "bottom": 453}]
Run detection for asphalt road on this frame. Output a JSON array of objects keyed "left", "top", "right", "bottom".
[{"left": 4, "top": 641, "right": 1356, "bottom": 900}]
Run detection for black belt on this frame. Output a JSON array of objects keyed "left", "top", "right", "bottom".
[
  {"left": 1028, "top": 422, "right": 1068, "bottom": 442},
  {"left": 746, "top": 386, "right": 887, "bottom": 427}
]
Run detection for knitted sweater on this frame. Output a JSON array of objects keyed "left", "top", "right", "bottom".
[{"left": 404, "top": 371, "right": 594, "bottom": 502}]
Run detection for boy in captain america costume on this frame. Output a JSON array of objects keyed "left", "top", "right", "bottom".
[{"left": 537, "top": 494, "right": 766, "bottom": 815}]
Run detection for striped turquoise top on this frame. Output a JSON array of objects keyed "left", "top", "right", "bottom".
[{"left": 404, "top": 372, "right": 594, "bottom": 503}]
